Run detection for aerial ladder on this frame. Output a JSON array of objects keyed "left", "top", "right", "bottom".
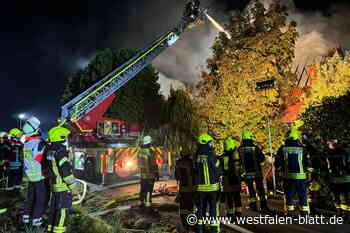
[{"left": 60, "top": 0, "right": 206, "bottom": 134}]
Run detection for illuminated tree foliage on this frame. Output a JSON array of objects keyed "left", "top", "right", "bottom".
[
  {"left": 300, "top": 51, "right": 350, "bottom": 146},
  {"left": 61, "top": 48, "right": 164, "bottom": 128},
  {"left": 195, "top": 1, "right": 299, "bottom": 152},
  {"left": 301, "top": 51, "right": 350, "bottom": 110},
  {"left": 152, "top": 88, "right": 198, "bottom": 152}
]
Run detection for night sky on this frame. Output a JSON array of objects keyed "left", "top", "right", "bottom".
[{"left": 0, "top": 0, "right": 347, "bottom": 131}]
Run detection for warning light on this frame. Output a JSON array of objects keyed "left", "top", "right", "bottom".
[
  {"left": 156, "top": 157, "right": 163, "bottom": 166},
  {"left": 115, "top": 161, "right": 124, "bottom": 169},
  {"left": 125, "top": 160, "right": 133, "bottom": 168}
]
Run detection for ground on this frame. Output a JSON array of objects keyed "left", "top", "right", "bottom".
[{"left": 1, "top": 180, "right": 350, "bottom": 233}]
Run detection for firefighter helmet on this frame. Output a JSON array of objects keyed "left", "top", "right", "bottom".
[
  {"left": 48, "top": 126, "right": 71, "bottom": 143},
  {"left": 9, "top": 128, "right": 23, "bottom": 138},
  {"left": 288, "top": 129, "right": 300, "bottom": 140},
  {"left": 0, "top": 132, "right": 7, "bottom": 138},
  {"left": 224, "top": 138, "right": 237, "bottom": 151},
  {"left": 242, "top": 130, "right": 253, "bottom": 140},
  {"left": 197, "top": 133, "right": 213, "bottom": 145},
  {"left": 23, "top": 116, "right": 41, "bottom": 136}
]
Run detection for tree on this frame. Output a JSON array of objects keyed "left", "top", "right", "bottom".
[
  {"left": 61, "top": 48, "right": 164, "bottom": 129},
  {"left": 195, "top": 1, "right": 299, "bottom": 152},
  {"left": 299, "top": 51, "right": 350, "bottom": 147}
]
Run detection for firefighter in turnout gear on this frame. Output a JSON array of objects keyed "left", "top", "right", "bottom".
[
  {"left": 238, "top": 130, "right": 268, "bottom": 212},
  {"left": 175, "top": 145, "right": 195, "bottom": 231},
  {"left": 0, "top": 132, "right": 10, "bottom": 216},
  {"left": 45, "top": 126, "right": 76, "bottom": 233},
  {"left": 275, "top": 129, "right": 312, "bottom": 215},
  {"left": 21, "top": 116, "right": 48, "bottom": 229},
  {"left": 194, "top": 133, "right": 221, "bottom": 233},
  {"left": 138, "top": 135, "right": 159, "bottom": 212},
  {"left": 0, "top": 132, "right": 11, "bottom": 188},
  {"left": 7, "top": 128, "right": 24, "bottom": 194},
  {"left": 219, "top": 138, "right": 242, "bottom": 218},
  {"left": 325, "top": 139, "right": 350, "bottom": 221}
]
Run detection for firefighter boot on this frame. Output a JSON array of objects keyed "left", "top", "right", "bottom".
[
  {"left": 260, "top": 200, "right": 270, "bottom": 214},
  {"left": 249, "top": 202, "right": 258, "bottom": 212}
]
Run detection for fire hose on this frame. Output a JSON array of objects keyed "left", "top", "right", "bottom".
[{"left": 72, "top": 179, "right": 88, "bottom": 205}]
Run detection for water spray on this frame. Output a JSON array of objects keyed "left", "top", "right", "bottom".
[{"left": 204, "top": 11, "right": 232, "bottom": 40}]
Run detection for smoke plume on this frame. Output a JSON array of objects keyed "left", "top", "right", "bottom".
[{"left": 261, "top": 0, "right": 350, "bottom": 66}]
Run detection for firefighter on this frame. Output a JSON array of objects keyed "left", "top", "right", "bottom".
[
  {"left": 219, "top": 138, "right": 242, "bottom": 218},
  {"left": 0, "top": 132, "right": 11, "bottom": 189},
  {"left": 7, "top": 128, "right": 24, "bottom": 194},
  {"left": 175, "top": 145, "right": 195, "bottom": 231},
  {"left": 325, "top": 139, "right": 350, "bottom": 221},
  {"left": 45, "top": 126, "right": 77, "bottom": 233},
  {"left": 275, "top": 129, "right": 312, "bottom": 215},
  {"left": 238, "top": 130, "right": 269, "bottom": 212},
  {"left": 194, "top": 133, "right": 221, "bottom": 233},
  {"left": 21, "top": 116, "right": 48, "bottom": 230},
  {"left": 138, "top": 135, "right": 159, "bottom": 213}
]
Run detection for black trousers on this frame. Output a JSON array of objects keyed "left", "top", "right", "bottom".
[
  {"left": 179, "top": 192, "right": 194, "bottom": 229},
  {"left": 7, "top": 168, "right": 22, "bottom": 190},
  {"left": 48, "top": 192, "right": 72, "bottom": 233},
  {"left": 246, "top": 177, "right": 266, "bottom": 203},
  {"left": 195, "top": 191, "right": 219, "bottom": 233},
  {"left": 140, "top": 179, "right": 155, "bottom": 207},
  {"left": 0, "top": 165, "right": 6, "bottom": 183},
  {"left": 220, "top": 191, "right": 242, "bottom": 215},
  {"left": 22, "top": 179, "right": 48, "bottom": 226}
]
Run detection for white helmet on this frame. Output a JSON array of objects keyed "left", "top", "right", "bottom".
[
  {"left": 23, "top": 116, "right": 41, "bottom": 136},
  {"left": 0, "top": 132, "right": 8, "bottom": 138},
  {"left": 143, "top": 135, "right": 152, "bottom": 145}
]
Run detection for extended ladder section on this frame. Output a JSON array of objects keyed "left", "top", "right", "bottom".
[{"left": 61, "top": 2, "right": 204, "bottom": 122}]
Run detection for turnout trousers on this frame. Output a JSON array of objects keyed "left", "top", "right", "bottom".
[
  {"left": 246, "top": 177, "right": 267, "bottom": 209},
  {"left": 195, "top": 191, "right": 220, "bottom": 233},
  {"left": 179, "top": 191, "right": 194, "bottom": 229},
  {"left": 330, "top": 182, "right": 350, "bottom": 216},
  {"left": 48, "top": 192, "right": 72, "bottom": 233},
  {"left": 22, "top": 179, "right": 48, "bottom": 227},
  {"left": 220, "top": 191, "right": 242, "bottom": 216},
  {"left": 7, "top": 168, "right": 22, "bottom": 191},
  {"left": 284, "top": 179, "right": 309, "bottom": 214},
  {"left": 140, "top": 178, "right": 155, "bottom": 207}
]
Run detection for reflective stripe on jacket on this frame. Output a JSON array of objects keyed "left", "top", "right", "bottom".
[
  {"left": 23, "top": 137, "right": 46, "bottom": 182},
  {"left": 138, "top": 147, "right": 158, "bottom": 179},
  {"left": 194, "top": 144, "right": 221, "bottom": 192}
]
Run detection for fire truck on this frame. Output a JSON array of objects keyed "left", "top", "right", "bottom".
[{"left": 60, "top": 1, "right": 206, "bottom": 184}]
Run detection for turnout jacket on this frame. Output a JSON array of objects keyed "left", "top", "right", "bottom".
[
  {"left": 275, "top": 140, "right": 312, "bottom": 180},
  {"left": 23, "top": 137, "right": 46, "bottom": 182},
  {"left": 0, "top": 141, "right": 11, "bottom": 167},
  {"left": 138, "top": 144, "right": 159, "bottom": 179},
  {"left": 175, "top": 156, "right": 195, "bottom": 192},
  {"left": 325, "top": 147, "right": 350, "bottom": 183},
  {"left": 194, "top": 144, "right": 222, "bottom": 192},
  {"left": 220, "top": 148, "right": 241, "bottom": 191},
  {"left": 44, "top": 142, "right": 76, "bottom": 192},
  {"left": 7, "top": 139, "right": 23, "bottom": 169},
  {"left": 238, "top": 140, "right": 265, "bottom": 179}
]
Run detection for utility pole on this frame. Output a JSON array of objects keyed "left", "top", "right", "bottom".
[{"left": 256, "top": 78, "right": 277, "bottom": 194}]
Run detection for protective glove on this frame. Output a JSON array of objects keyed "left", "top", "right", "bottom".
[{"left": 68, "top": 182, "right": 80, "bottom": 196}]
